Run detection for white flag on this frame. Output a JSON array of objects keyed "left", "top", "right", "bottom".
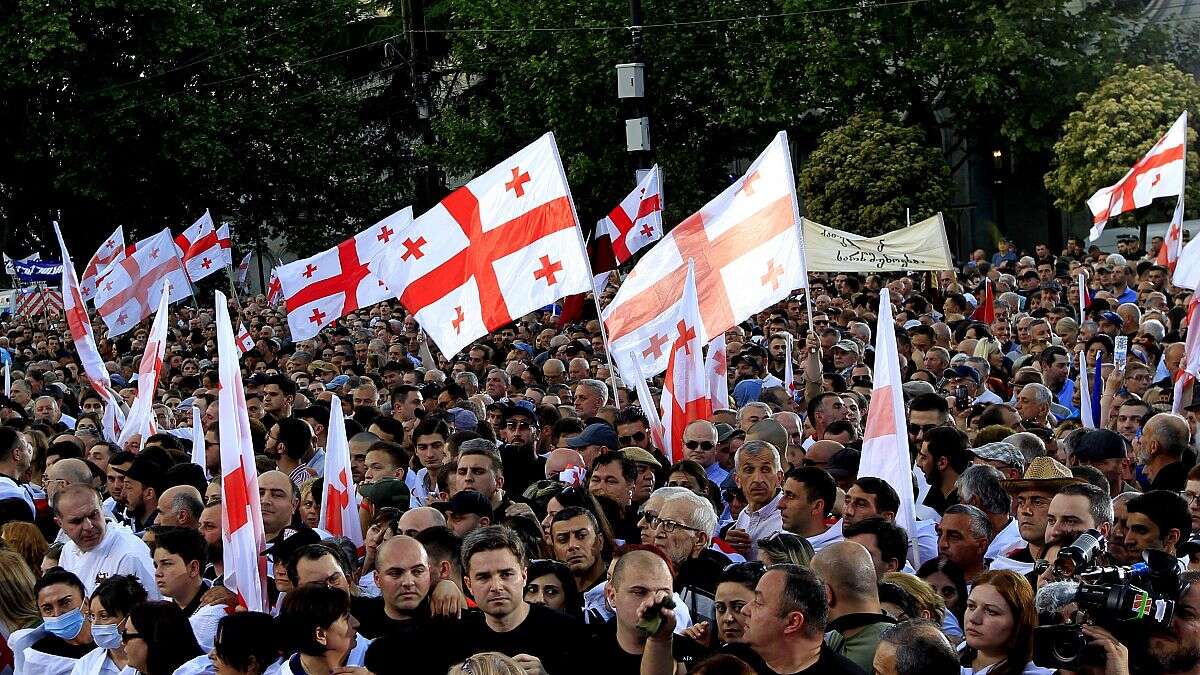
[
  {"left": 115, "top": 280, "right": 171, "bottom": 449},
  {"left": 319, "top": 395, "right": 363, "bottom": 548}
]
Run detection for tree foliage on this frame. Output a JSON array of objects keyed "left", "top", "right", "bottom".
[
  {"left": 798, "top": 113, "right": 952, "bottom": 236},
  {"left": 1045, "top": 63, "right": 1200, "bottom": 222},
  {"left": 0, "top": 0, "right": 415, "bottom": 257}
]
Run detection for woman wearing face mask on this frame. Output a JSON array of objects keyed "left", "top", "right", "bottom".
[
  {"left": 12, "top": 568, "right": 94, "bottom": 675},
  {"left": 71, "top": 575, "right": 147, "bottom": 675}
]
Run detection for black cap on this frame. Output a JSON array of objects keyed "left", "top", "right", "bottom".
[
  {"left": 432, "top": 490, "right": 493, "bottom": 518},
  {"left": 114, "top": 455, "right": 168, "bottom": 492},
  {"left": 1071, "top": 429, "right": 1127, "bottom": 462},
  {"left": 261, "top": 525, "right": 321, "bottom": 560}
]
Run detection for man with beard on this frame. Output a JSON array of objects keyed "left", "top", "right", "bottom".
[
  {"left": 198, "top": 501, "right": 224, "bottom": 582},
  {"left": 916, "top": 426, "right": 970, "bottom": 516}
]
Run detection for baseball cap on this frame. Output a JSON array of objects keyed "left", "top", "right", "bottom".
[
  {"left": 446, "top": 407, "right": 479, "bottom": 431},
  {"left": 1098, "top": 311, "right": 1122, "bottom": 326},
  {"left": 114, "top": 455, "right": 167, "bottom": 492},
  {"left": 1070, "top": 428, "right": 1127, "bottom": 462},
  {"left": 261, "top": 526, "right": 321, "bottom": 560},
  {"left": 566, "top": 423, "right": 619, "bottom": 452},
  {"left": 358, "top": 477, "right": 411, "bottom": 512},
  {"left": 432, "top": 490, "right": 492, "bottom": 518},
  {"left": 832, "top": 339, "right": 861, "bottom": 356},
  {"left": 946, "top": 364, "right": 981, "bottom": 384}
]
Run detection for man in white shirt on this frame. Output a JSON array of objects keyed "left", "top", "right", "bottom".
[
  {"left": 53, "top": 483, "right": 159, "bottom": 598},
  {"left": 778, "top": 466, "right": 842, "bottom": 552},
  {"left": 726, "top": 440, "right": 785, "bottom": 559}
]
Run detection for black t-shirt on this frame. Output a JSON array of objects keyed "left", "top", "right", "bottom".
[
  {"left": 366, "top": 603, "right": 587, "bottom": 674},
  {"left": 588, "top": 619, "right": 710, "bottom": 674},
  {"left": 721, "top": 643, "right": 867, "bottom": 675}
]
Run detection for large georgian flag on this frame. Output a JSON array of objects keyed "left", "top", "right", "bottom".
[
  {"left": 94, "top": 228, "right": 192, "bottom": 336},
  {"left": 80, "top": 226, "right": 126, "bottom": 303},
  {"left": 369, "top": 133, "right": 592, "bottom": 358},
  {"left": 604, "top": 132, "right": 807, "bottom": 384},
  {"left": 1087, "top": 111, "right": 1187, "bottom": 241},
  {"left": 215, "top": 290, "right": 269, "bottom": 612},
  {"left": 276, "top": 207, "right": 413, "bottom": 341}
]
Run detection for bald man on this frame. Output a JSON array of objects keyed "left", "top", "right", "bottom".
[
  {"left": 544, "top": 448, "right": 586, "bottom": 479},
  {"left": 396, "top": 506, "right": 447, "bottom": 537},
  {"left": 372, "top": 536, "right": 434, "bottom": 631},
  {"left": 602, "top": 549, "right": 682, "bottom": 675},
  {"left": 1140, "top": 413, "right": 1192, "bottom": 491},
  {"left": 158, "top": 485, "right": 204, "bottom": 529},
  {"left": 811, "top": 541, "right": 891, "bottom": 672},
  {"left": 44, "top": 458, "right": 94, "bottom": 500}
]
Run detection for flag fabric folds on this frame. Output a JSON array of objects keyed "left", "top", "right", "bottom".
[
  {"left": 658, "top": 263, "right": 712, "bottom": 463},
  {"left": 215, "top": 290, "right": 269, "bottom": 612},
  {"left": 857, "top": 288, "right": 917, "bottom": 565},
  {"left": 319, "top": 394, "right": 363, "bottom": 549},
  {"left": 370, "top": 133, "right": 592, "bottom": 358},
  {"left": 1087, "top": 111, "right": 1187, "bottom": 241},
  {"left": 94, "top": 228, "right": 192, "bottom": 337},
  {"left": 115, "top": 280, "right": 171, "bottom": 449},
  {"left": 80, "top": 226, "right": 126, "bottom": 302}
]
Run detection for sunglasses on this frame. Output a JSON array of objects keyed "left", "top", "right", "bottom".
[
  {"left": 722, "top": 560, "right": 767, "bottom": 575},
  {"left": 506, "top": 421, "right": 533, "bottom": 430},
  {"left": 618, "top": 431, "right": 647, "bottom": 445},
  {"left": 684, "top": 440, "right": 715, "bottom": 451}
]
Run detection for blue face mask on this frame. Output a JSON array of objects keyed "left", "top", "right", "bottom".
[
  {"left": 91, "top": 622, "right": 122, "bottom": 650},
  {"left": 43, "top": 607, "right": 85, "bottom": 640}
]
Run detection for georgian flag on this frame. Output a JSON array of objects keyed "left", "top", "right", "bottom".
[
  {"left": 705, "top": 334, "right": 730, "bottom": 410},
  {"left": 80, "top": 226, "right": 126, "bottom": 302},
  {"left": 215, "top": 290, "right": 269, "bottom": 612},
  {"left": 319, "top": 394, "right": 363, "bottom": 549},
  {"left": 115, "top": 280, "right": 171, "bottom": 449},
  {"left": 597, "top": 164, "right": 664, "bottom": 265},
  {"left": 1087, "top": 111, "right": 1187, "bottom": 241},
  {"left": 658, "top": 263, "right": 712, "bottom": 463}
]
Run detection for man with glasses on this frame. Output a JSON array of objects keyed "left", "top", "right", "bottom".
[
  {"left": 653, "top": 490, "right": 726, "bottom": 625},
  {"left": 497, "top": 403, "right": 543, "bottom": 499}
]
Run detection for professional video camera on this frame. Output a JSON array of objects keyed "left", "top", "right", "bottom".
[{"left": 1032, "top": 529, "right": 1185, "bottom": 670}]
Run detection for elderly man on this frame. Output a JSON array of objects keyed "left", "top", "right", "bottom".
[
  {"left": 726, "top": 440, "right": 785, "bottom": 558},
  {"left": 573, "top": 378, "right": 609, "bottom": 419},
  {"left": 53, "top": 484, "right": 159, "bottom": 597},
  {"left": 1140, "top": 413, "right": 1192, "bottom": 491},
  {"left": 652, "top": 490, "right": 726, "bottom": 625},
  {"left": 682, "top": 419, "right": 726, "bottom": 486},
  {"left": 157, "top": 485, "right": 205, "bottom": 529},
  {"left": 956, "top": 464, "right": 1025, "bottom": 562},
  {"left": 1015, "top": 383, "right": 1055, "bottom": 429}
]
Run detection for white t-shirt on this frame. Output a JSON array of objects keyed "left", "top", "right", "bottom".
[
  {"left": 69, "top": 647, "right": 137, "bottom": 675},
  {"left": 59, "top": 524, "right": 160, "bottom": 599},
  {"left": 985, "top": 517, "right": 1027, "bottom": 562}
]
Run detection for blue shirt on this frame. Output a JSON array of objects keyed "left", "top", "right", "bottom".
[
  {"left": 705, "top": 462, "right": 730, "bottom": 487},
  {"left": 1117, "top": 287, "right": 1137, "bottom": 304}
]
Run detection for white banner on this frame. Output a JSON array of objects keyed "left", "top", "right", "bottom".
[{"left": 801, "top": 213, "right": 954, "bottom": 271}]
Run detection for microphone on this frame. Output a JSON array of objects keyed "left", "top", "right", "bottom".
[{"left": 1036, "top": 581, "right": 1079, "bottom": 615}]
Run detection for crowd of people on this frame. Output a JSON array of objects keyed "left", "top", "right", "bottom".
[{"left": 0, "top": 232, "right": 1199, "bottom": 675}]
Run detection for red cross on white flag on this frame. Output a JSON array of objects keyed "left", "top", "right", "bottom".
[
  {"left": 659, "top": 263, "right": 712, "bottom": 463},
  {"left": 857, "top": 287, "right": 917, "bottom": 565},
  {"left": 214, "top": 290, "right": 269, "bottom": 612},
  {"left": 597, "top": 164, "right": 664, "bottom": 264},
  {"left": 276, "top": 207, "right": 413, "bottom": 341},
  {"left": 369, "top": 133, "right": 592, "bottom": 358},
  {"left": 93, "top": 228, "right": 193, "bottom": 336},
  {"left": 182, "top": 218, "right": 234, "bottom": 282},
  {"left": 318, "top": 393, "right": 363, "bottom": 549},
  {"left": 174, "top": 209, "right": 213, "bottom": 256},
  {"left": 705, "top": 333, "right": 730, "bottom": 410},
  {"left": 605, "top": 132, "right": 807, "bottom": 385},
  {"left": 1087, "top": 111, "right": 1187, "bottom": 241},
  {"left": 116, "top": 279, "right": 172, "bottom": 450},
  {"left": 54, "top": 223, "right": 127, "bottom": 437},
  {"left": 80, "top": 225, "right": 126, "bottom": 303}
]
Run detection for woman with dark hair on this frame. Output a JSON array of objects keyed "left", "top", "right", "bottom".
[
  {"left": 680, "top": 560, "right": 765, "bottom": 648},
  {"left": 74, "top": 574, "right": 148, "bottom": 675},
  {"left": 917, "top": 558, "right": 969, "bottom": 629},
  {"left": 210, "top": 612, "right": 281, "bottom": 675},
  {"left": 120, "top": 601, "right": 202, "bottom": 675},
  {"left": 277, "top": 585, "right": 369, "bottom": 674},
  {"left": 524, "top": 559, "right": 583, "bottom": 619},
  {"left": 960, "top": 570, "right": 1048, "bottom": 675}
]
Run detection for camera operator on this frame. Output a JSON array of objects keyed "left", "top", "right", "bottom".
[{"left": 1067, "top": 571, "right": 1200, "bottom": 675}]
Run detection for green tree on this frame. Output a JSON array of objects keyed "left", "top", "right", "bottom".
[
  {"left": 798, "top": 113, "right": 952, "bottom": 236},
  {"left": 1045, "top": 63, "right": 1200, "bottom": 225},
  {"left": 0, "top": 0, "right": 415, "bottom": 259}
]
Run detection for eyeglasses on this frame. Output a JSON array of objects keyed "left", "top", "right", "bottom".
[
  {"left": 684, "top": 440, "right": 715, "bottom": 451},
  {"left": 506, "top": 421, "right": 532, "bottom": 430},
  {"left": 638, "top": 510, "right": 660, "bottom": 528},
  {"left": 1182, "top": 491, "right": 1200, "bottom": 505},
  {"left": 619, "top": 431, "right": 647, "bottom": 445},
  {"left": 909, "top": 423, "right": 940, "bottom": 436},
  {"left": 655, "top": 518, "right": 702, "bottom": 534}
]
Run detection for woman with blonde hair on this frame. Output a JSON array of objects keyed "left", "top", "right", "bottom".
[
  {"left": 0, "top": 547, "right": 41, "bottom": 650},
  {"left": 960, "top": 569, "right": 1049, "bottom": 675},
  {"left": 881, "top": 571, "right": 958, "bottom": 640},
  {"left": 756, "top": 532, "right": 814, "bottom": 567},
  {"left": 2, "top": 520, "right": 49, "bottom": 577},
  {"left": 448, "top": 652, "right": 524, "bottom": 675}
]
